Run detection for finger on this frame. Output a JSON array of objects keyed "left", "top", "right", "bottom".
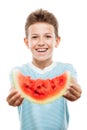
[
  {"left": 70, "top": 78, "right": 82, "bottom": 93},
  {"left": 63, "top": 90, "right": 77, "bottom": 101},
  {"left": 7, "top": 93, "right": 22, "bottom": 106},
  {"left": 6, "top": 90, "right": 18, "bottom": 102},
  {"left": 68, "top": 86, "right": 81, "bottom": 98},
  {"left": 70, "top": 84, "right": 82, "bottom": 93},
  {"left": 13, "top": 98, "right": 23, "bottom": 106}
]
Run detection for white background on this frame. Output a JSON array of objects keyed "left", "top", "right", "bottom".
[{"left": 0, "top": 0, "right": 87, "bottom": 129}]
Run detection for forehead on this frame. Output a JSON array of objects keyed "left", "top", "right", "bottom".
[{"left": 28, "top": 22, "right": 55, "bottom": 34}]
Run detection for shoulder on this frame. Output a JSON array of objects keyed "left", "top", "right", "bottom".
[
  {"left": 10, "top": 63, "right": 30, "bottom": 75},
  {"left": 56, "top": 61, "right": 75, "bottom": 68},
  {"left": 55, "top": 62, "right": 75, "bottom": 70},
  {"left": 55, "top": 62, "right": 77, "bottom": 78}
]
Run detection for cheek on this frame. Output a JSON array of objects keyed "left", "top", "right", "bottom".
[
  {"left": 27, "top": 39, "right": 32, "bottom": 48},
  {"left": 47, "top": 40, "right": 56, "bottom": 48},
  {"left": 28, "top": 42, "right": 35, "bottom": 49}
]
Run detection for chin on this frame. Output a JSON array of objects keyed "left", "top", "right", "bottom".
[
  {"left": 33, "top": 55, "right": 52, "bottom": 62},
  {"left": 37, "top": 58, "right": 47, "bottom": 62}
]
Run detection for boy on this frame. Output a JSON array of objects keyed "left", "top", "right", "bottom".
[{"left": 6, "top": 9, "right": 82, "bottom": 130}]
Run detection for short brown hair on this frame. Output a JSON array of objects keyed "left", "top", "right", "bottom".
[{"left": 25, "top": 9, "right": 59, "bottom": 38}]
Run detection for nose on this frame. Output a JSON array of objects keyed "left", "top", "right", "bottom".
[{"left": 38, "top": 37, "right": 45, "bottom": 46}]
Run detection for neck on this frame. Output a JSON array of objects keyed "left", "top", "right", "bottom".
[{"left": 32, "top": 59, "right": 53, "bottom": 70}]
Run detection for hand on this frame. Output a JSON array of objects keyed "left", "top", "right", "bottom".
[
  {"left": 6, "top": 87, "right": 24, "bottom": 106},
  {"left": 63, "top": 78, "right": 82, "bottom": 101}
]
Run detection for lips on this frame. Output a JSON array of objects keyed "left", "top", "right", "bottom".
[{"left": 36, "top": 48, "right": 48, "bottom": 52}]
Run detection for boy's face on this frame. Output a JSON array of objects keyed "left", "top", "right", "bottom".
[{"left": 24, "top": 23, "right": 60, "bottom": 62}]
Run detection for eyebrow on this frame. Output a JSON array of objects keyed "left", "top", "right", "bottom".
[{"left": 31, "top": 33, "right": 53, "bottom": 35}]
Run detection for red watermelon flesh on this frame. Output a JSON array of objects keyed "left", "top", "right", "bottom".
[{"left": 12, "top": 69, "right": 71, "bottom": 104}]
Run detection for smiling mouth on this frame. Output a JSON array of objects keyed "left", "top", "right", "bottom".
[{"left": 36, "top": 48, "right": 48, "bottom": 52}]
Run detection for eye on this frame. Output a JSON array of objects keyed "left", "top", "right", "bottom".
[
  {"left": 46, "top": 35, "right": 52, "bottom": 38},
  {"left": 32, "top": 36, "right": 38, "bottom": 39}
]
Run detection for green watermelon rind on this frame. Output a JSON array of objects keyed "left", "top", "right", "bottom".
[{"left": 12, "top": 69, "right": 71, "bottom": 104}]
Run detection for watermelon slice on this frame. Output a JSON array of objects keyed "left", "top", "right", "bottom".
[{"left": 12, "top": 69, "right": 71, "bottom": 104}]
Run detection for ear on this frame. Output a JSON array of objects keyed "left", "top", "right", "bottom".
[
  {"left": 24, "top": 37, "right": 29, "bottom": 48},
  {"left": 55, "top": 36, "right": 61, "bottom": 48}
]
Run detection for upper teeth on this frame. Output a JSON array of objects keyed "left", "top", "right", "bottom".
[{"left": 36, "top": 48, "right": 47, "bottom": 52}]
